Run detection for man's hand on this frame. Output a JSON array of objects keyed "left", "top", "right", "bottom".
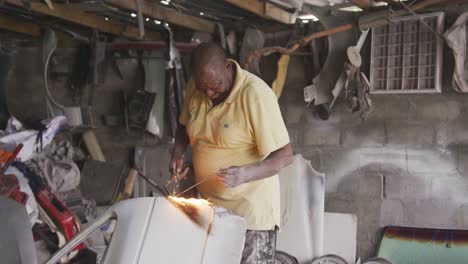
[
  {"left": 217, "top": 166, "right": 248, "bottom": 188},
  {"left": 217, "top": 143, "right": 293, "bottom": 188},
  {"left": 170, "top": 124, "right": 190, "bottom": 175},
  {"left": 170, "top": 151, "right": 184, "bottom": 175}
]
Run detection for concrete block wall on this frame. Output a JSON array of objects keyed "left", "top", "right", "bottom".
[
  {"left": 7, "top": 47, "right": 468, "bottom": 262},
  {"left": 6, "top": 48, "right": 162, "bottom": 167},
  {"left": 281, "top": 88, "right": 468, "bottom": 259}
]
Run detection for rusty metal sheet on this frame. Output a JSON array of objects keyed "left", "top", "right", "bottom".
[{"left": 378, "top": 226, "right": 468, "bottom": 264}]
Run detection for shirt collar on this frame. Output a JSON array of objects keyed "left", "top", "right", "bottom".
[{"left": 224, "top": 59, "right": 244, "bottom": 104}]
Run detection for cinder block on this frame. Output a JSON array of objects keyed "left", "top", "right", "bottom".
[
  {"left": 408, "top": 96, "right": 462, "bottom": 122},
  {"left": 458, "top": 148, "right": 468, "bottom": 174},
  {"left": 384, "top": 173, "right": 430, "bottom": 200},
  {"left": 319, "top": 148, "right": 360, "bottom": 187},
  {"left": 406, "top": 148, "right": 457, "bottom": 174},
  {"left": 355, "top": 199, "right": 383, "bottom": 226},
  {"left": 356, "top": 224, "right": 383, "bottom": 261},
  {"left": 342, "top": 121, "right": 385, "bottom": 147},
  {"left": 282, "top": 103, "right": 305, "bottom": 125},
  {"left": 400, "top": 199, "right": 458, "bottom": 228},
  {"left": 386, "top": 121, "right": 434, "bottom": 146},
  {"left": 436, "top": 121, "right": 468, "bottom": 147},
  {"left": 368, "top": 95, "right": 410, "bottom": 120},
  {"left": 327, "top": 193, "right": 382, "bottom": 226},
  {"left": 327, "top": 101, "right": 356, "bottom": 124},
  {"left": 287, "top": 127, "right": 301, "bottom": 150},
  {"left": 335, "top": 171, "right": 384, "bottom": 200},
  {"left": 431, "top": 174, "right": 468, "bottom": 200},
  {"left": 380, "top": 199, "right": 410, "bottom": 227},
  {"left": 325, "top": 192, "right": 356, "bottom": 214},
  {"left": 456, "top": 203, "right": 468, "bottom": 228},
  {"left": 303, "top": 123, "right": 341, "bottom": 146},
  {"left": 359, "top": 147, "right": 407, "bottom": 169}
]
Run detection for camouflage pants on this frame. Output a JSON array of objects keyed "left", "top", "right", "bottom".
[{"left": 241, "top": 229, "right": 277, "bottom": 264}]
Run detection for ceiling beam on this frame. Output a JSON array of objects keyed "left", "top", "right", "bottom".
[
  {"left": 225, "top": 0, "right": 295, "bottom": 24},
  {"left": 349, "top": 0, "right": 372, "bottom": 10},
  {"left": 5, "top": 0, "right": 160, "bottom": 40},
  {"left": 104, "top": 0, "right": 216, "bottom": 33},
  {"left": 0, "top": 14, "right": 41, "bottom": 36}
]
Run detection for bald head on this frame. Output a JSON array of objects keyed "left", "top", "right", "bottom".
[
  {"left": 190, "top": 42, "right": 234, "bottom": 104},
  {"left": 191, "top": 42, "right": 227, "bottom": 73}
]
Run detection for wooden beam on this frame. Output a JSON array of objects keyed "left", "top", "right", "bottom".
[
  {"left": 226, "top": 0, "right": 264, "bottom": 16},
  {"left": 5, "top": 0, "right": 160, "bottom": 40},
  {"left": 225, "top": 0, "right": 294, "bottom": 24},
  {"left": 349, "top": 0, "right": 371, "bottom": 10},
  {"left": 0, "top": 14, "right": 41, "bottom": 36},
  {"left": 104, "top": 0, "right": 216, "bottom": 33},
  {"left": 265, "top": 3, "right": 293, "bottom": 24}
]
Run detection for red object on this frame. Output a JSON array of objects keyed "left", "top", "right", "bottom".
[
  {"left": 0, "top": 174, "right": 29, "bottom": 205},
  {"left": 35, "top": 188, "right": 85, "bottom": 250},
  {"left": 0, "top": 144, "right": 23, "bottom": 176}
]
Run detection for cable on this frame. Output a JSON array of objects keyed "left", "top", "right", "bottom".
[{"left": 43, "top": 31, "right": 66, "bottom": 110}]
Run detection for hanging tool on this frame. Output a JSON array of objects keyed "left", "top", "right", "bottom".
[
  {"left": 245, "top": 0, "right": 454, "bottom": 69},
  {"left": 135, "top": 0, "right": 144, "bottom": 39},
  {"left": 330, "top": 29, "right": 372, "bottom": 118},
  {"left": 164, "top": 24, "right": 186, "bottom": 137},
  {"left": 43, "top": 29, "right": 84, "bottom": 126},
  {"left": 330, "top": 29, "right": 369, "bottom": 108}
]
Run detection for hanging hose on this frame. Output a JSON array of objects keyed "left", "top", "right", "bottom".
[
  {"left": 43, "top": 29, "right": 65, "bottom": 110},
  {"left": 244, "top": 0, "right": 455, "bottom": 69}
]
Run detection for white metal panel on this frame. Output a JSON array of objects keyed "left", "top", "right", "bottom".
[
  {"left": 138, "top": 198, "right": 209, "bottom": 264},
  {"left": 323, "top": 212, "right": 358, "bottom": 264},
  {"left": 138, "top": 198, "right": 246, "bottom": 264},
  {"left": 277, "top": 155, "right": 326, "bottom": 263},
  {"left": 103, "top": 198, "right": 155, "bottom": 264}
]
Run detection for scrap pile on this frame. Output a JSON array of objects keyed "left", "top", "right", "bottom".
[{"left": 0, "top": 24, "right": 196, "bottom": 262}]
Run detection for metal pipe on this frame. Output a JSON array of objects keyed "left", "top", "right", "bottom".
[
  {"left": 244, "top": 0, "right": 455, "bottom": 68},
  {"left": 45, "top": 212, "right": 117, "bottom": 264},
  {"left": 108, "top": 41, "right": 197, "bottom": 52}
]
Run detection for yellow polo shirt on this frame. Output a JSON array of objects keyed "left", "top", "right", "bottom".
[{"left": 179, "top": 60, "right": 289, "bottom": 230}]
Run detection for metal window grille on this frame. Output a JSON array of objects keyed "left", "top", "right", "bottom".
[{"left": 370, "top": 12, "right": 444, "bottom": 93}]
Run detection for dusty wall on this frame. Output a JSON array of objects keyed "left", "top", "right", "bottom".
[
  {"left": 5, "top": 48, "right": 160, "bottom": 166},
  {"left": 279, "top": 54, "right": 468, "bottom": 259},
  {"left": 6, "top": 43, "right": 468, "bottom": 261}
]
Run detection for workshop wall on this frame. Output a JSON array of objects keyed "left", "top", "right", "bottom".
[
  {"left": 280, "top": 55, "right": 468, "bottom": 260},
  {"left": 5, "top": 48, "right": 160, "bottom": 166},
  {"left": 6, "top": 46, "right": 468, "bottom": 261}
]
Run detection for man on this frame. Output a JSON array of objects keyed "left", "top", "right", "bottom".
[{"left": 170, "top": 42, "right": 292, "bottom": 263}]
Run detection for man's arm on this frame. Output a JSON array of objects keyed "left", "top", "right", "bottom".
[
  {"left": 170, "top": 124, "right": 190, "bottom": 174},
  {"left": 218, "top": 143, "right": 293, "bottom": 187}
]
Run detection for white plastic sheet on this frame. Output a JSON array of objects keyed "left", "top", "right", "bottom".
[
  {"left": 142, "top": 51, "right": 166, "bottom": 137},
  {"left": 0, "top": 116, "right": 67, "bottom": 161},
  {"left": 6, "top": 166, "right": 39, "bottom": 226},
  {"left": 444, "top": 12, "right": 468, "bottom": 93}
]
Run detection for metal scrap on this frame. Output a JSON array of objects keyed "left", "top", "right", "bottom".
[
  {"left": 444, "top": 12, "right": 468, "bottom": 93},
  {"left": 244, "top": 0, "right": 455, "bottom": 69}
]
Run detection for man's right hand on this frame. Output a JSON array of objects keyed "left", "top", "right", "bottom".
[
  {"left": 170, "top": 151, "right": 184, "bottom": 175},
  {"left": 170, "top": 124, "right": 189, "bottom": 175}
]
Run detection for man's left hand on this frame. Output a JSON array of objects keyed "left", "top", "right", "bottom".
[{"left": 217, "top": 166, "right": 249, "bottom": 188}]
